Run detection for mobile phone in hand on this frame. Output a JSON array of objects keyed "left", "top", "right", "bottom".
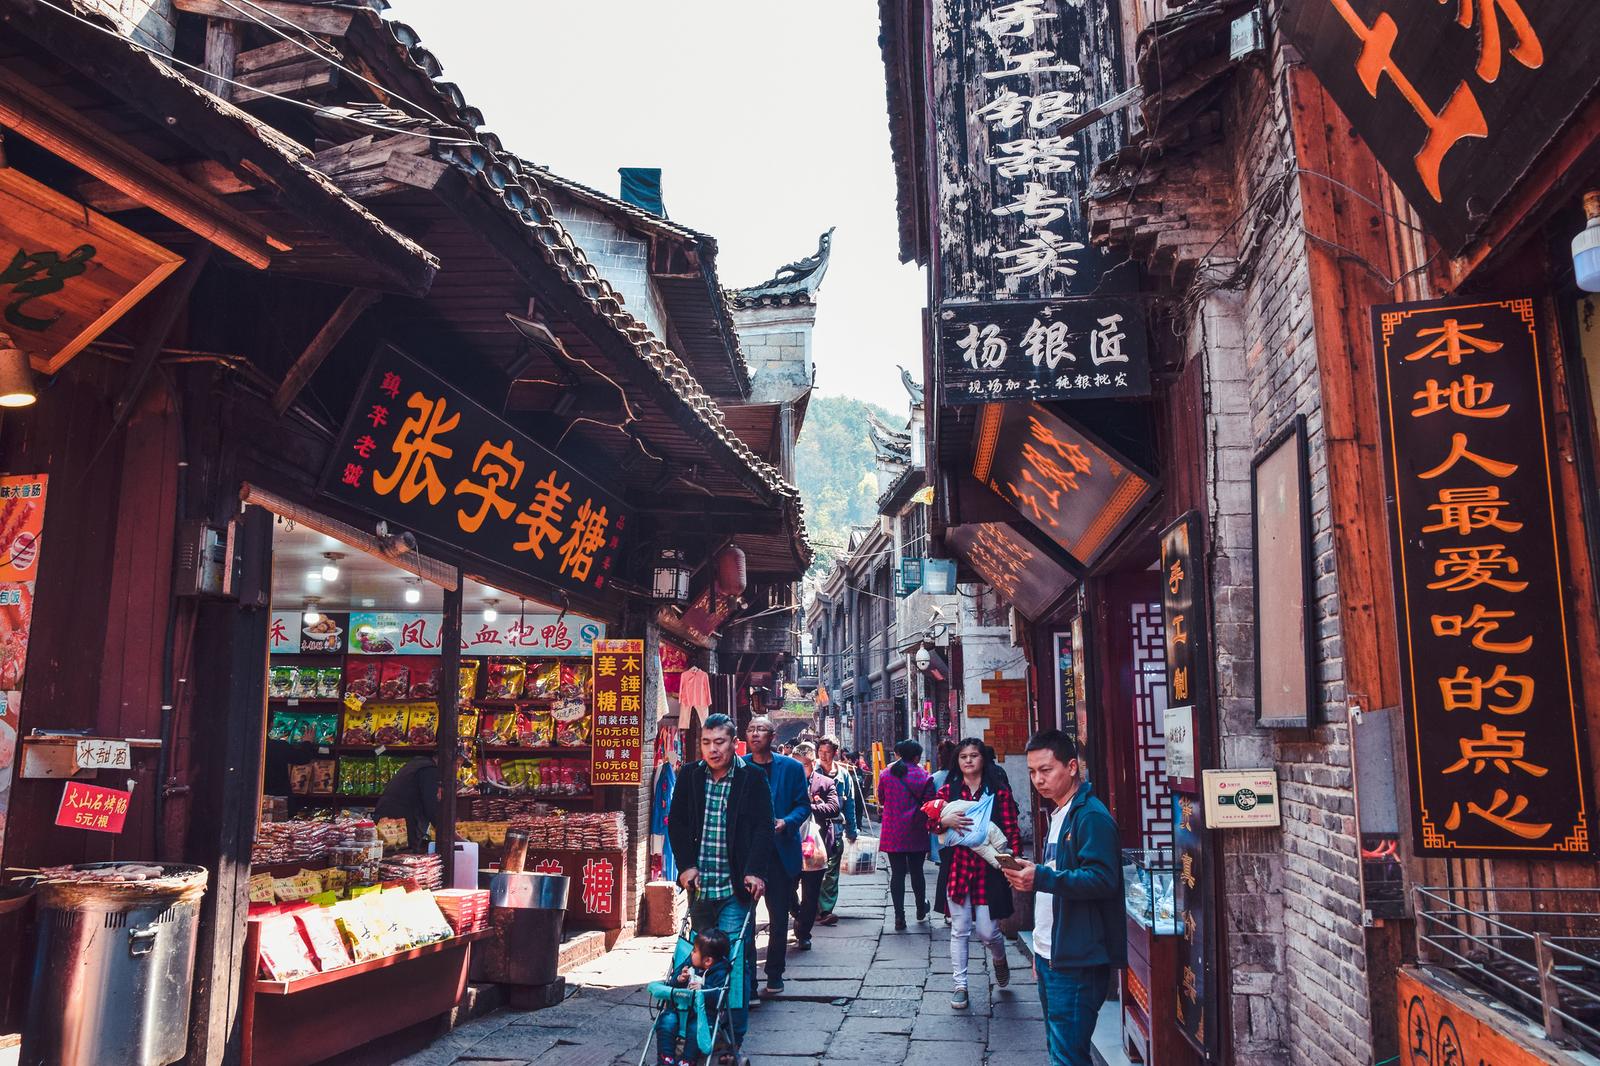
[{"left": 996, "top": 853, "right": 1024, "bottom": 872}]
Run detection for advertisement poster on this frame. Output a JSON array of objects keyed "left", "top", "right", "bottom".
[
  {"left": 55, "top": 780, "right": 131, "bottom": 834},
  {"left": 0, "top": 474, "right": 47, "bottom": 863},
  {"left": 591, "top": 639, "right": 645, "bottom": 785}
]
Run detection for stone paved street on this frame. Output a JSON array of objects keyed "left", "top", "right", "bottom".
[{"left": 396, "top": 865, "right": 1049, "bottom": 1066}]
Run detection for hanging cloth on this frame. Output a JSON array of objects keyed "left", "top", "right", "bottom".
[{"left": 678, "top": 667, "right": 712, "bottom": 728}]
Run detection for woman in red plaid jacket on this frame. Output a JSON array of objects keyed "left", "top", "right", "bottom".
[{"left": 929, "top": 738, "right": 1022, "bottom": 1010}]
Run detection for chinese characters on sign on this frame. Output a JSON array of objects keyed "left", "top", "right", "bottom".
[
  {"left": 940, "top": 300, "right": 1150, "bottom": 405},
  {"left": 323, "top": 352, "right": 628, "bottom": 597},
  {"left": 1281, "top": 0, "right": 1600, "bottom": 250},
  {"left": 945, "top": 522, "right": 1073, "bottom": 620},
  {"left": 1162, "top": 513, "right": 1217, "bottom": 1059},
  {"left": 591, "top": 639, "right": 645, "bottom": 786},
  {"left": 333, "top": 611, "right": 604, "bottom": 658},
  {"left": 1372, "top": 298, "right": 1592, "bottom": 857},
  {"left": 972, "top": 402, "right": 1155, "bottom": 566},
  {"left": 931, "top": 0, "right": 1130, "bottom": 301},
  {"left": 54, "top": 781, "right": 131, "bottom": 834},
  {"left": 0, "top": 169, "right": 183, "bottom": 374}
]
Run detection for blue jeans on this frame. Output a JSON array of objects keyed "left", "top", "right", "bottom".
[
  {"left": 688, "top": 895, "right": 750, "bottom": 1042},
  {"left": 1036, "top": 961, "right": 1111, "bottom": 1066},
  {"left": 655, "top": 1007, "right": 690, "bottom": 1061}
]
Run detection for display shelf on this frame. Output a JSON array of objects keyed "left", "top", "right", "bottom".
[
  {"left": 334, "top": 744, "right": 436, "bottom": 754},
  {"left": 268, "top": 698, "right": 345, "bottom": 707},
  {"left": 465, "top": 697, "right": 557, "bottom": 707},
  {"left": 250, "top": 857, "right": 331, "bottom": 878},
  {"left": 254, "top": 929, "right": 492, "bottom": 996},
  {"left": 292, "top": 794, "right": 380, "bottom": 805}
]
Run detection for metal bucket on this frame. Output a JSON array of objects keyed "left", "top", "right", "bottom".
[
  {"left": 20, "top": 863, "right": 208, "bottom": 1066},
  {"left": 489, "top": 870, "right": 568, "bottom": 909}
]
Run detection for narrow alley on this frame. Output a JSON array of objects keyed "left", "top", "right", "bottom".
[{"left": 393, "top": 867, "right": 1100, "bottom": 1066}]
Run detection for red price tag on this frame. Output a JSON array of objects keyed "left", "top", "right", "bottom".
[{"left": 55, "top": 781, "right": 132, "bottom": 834}]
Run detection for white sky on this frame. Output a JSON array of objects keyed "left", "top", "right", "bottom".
[{"left": 385, "top": 1, "right": 926, "bottom": 412}]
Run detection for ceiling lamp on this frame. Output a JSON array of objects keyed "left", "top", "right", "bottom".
[
  {"left": 482, "top": 599, "right": 499, "bottom": 623},
  {"left": 652, "top": 547, "right": 691, "bottom": 605},
  {"left": 321, "top": 552, "right": 343, "bottom": 582},
  {"left": 302, "top": 598, "right": 322, "bottom": 627},
  {"left": 404, "top": 580, "right": 422, "bottom": 606},
  {"left": 0, "top": 332, "right": 36, "bottom": 408}
]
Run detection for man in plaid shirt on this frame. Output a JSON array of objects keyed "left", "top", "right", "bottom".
[{"left": 932, "top": 739, "right": 1024, "bottom": 1010}]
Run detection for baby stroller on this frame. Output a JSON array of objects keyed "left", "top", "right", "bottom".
[{"left": 638, "top": 902, "right": 755, "bottom": 1066}]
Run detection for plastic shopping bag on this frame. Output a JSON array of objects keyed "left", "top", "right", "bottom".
[
  {"left": 842, "top": 834, "right": 879, "bottom": 876},
  {"left": 800, "top": 818, "right": 828, "bottom": 872}
]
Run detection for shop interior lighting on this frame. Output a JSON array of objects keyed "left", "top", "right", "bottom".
[
  {"left": 482, "top": 599, "right": 499, "bottom": 623},
  {"left": 404, "top": 580, "right": 422, "bottom": 606},
  {"left": 0, "top": 332, "right": 36, "bottom": 408},
  {"left": 1575, "top": 190, "right": 1600, "bottom": 293},
  {"left": 321, "top": 552, "right": 343, "bottom": 582},
  {"left": 302, "top": 598, "right": 322, "bottom": 626},
  {"left": 652, "top": 547, "right": 691, "bottom": 605}
]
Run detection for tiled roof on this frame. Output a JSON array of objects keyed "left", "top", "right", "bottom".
[
  {"left": 733, "top": 228, "right": 835, "bottom": 308},
  {"left": 346, "top": 10, "right": 810, "bottom": 565}
]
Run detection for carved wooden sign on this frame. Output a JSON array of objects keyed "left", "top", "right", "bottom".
[{"left": 0, "top": 168, "right": 183, "bottom": 373}]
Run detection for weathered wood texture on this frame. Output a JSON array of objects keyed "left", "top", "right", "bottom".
[{"left": 271, "top": 286, "right": 379, "bottom": 415}]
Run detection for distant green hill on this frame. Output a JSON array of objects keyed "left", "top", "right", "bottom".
[{"left": 796, "top": 394, "right": 900, "bottom": 576}]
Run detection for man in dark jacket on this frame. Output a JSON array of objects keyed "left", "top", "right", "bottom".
[
  {"left": 1004, "top": 730, "right": 1126, "bottom": 1066},
  {"left": 373, "top": 754, "right": 441, "bottom": 854},
  {"left": 667, "top": 713, "right": 774, "bottom": 1043}
]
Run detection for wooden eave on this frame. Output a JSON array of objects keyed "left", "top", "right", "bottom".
[
  {"left": 0, "top": 0, "right": 437, "bottom": 295},
  {"left": 878, "top": 0, "right": 933, "bottom": 267}
]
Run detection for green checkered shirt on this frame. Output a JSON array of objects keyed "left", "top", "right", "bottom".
[{"left": 699, "top": 765, "right": 735, "bottom": 901}]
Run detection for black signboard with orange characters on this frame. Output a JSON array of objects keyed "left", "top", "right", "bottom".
[
  {"left": 1161, "top": 512, "right": 1217, "bottom": 1061},
  {"left": 1281, "top": 0, "right": 1600, "bottom": 251},
  {"left": 971, "top": 402, "right": 1155, "bottom": 567},
  {"left": 945, "top": 521, "right": 1074, "bottom": 620},
  {"left": 1373, "top": 297, "right": 1593, "bottom": 858},
  {"left": 321, "top": 350, "right": 628, "bottom": 596}
]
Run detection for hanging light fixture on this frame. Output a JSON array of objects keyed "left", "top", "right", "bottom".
[
  {"left": 0, "top": 332, "right": 36, "bottom": 408},
  {"left": 482, "top": 598, "right": 499, "bottom": 623},
  {"left": 652, "top": 547, "right": 691, "bottom": 604},
  {"left": 404, "top": 580, "right": 422, "bottom": 606},
  {"left": 302, "top": 598, "right": 322, "bottom": 627},
  {"left": 321, "top": 552, "right": 343, "bottom": 582}
]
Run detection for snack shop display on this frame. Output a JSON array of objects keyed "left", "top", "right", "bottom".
[
  {"left": 345, "top": 659, "right": 382, "bottom": 700},
  {"left": 406, "top": 705, "right": 438, "bottom": 746},
  {"left": 370, "top": 706, "right": 406, "bottom": 746},
  {"left": 341, "top": 707, "right": 374, "bottom": 746},
  {"left": 378, "top": 661, "right": 411, "bottom": 700},
  {"left": 457, "top": 659, "right": 480, "bottom": 702},
  {"left": 484, "top": 659, "right": 525, "bottom": 700}
]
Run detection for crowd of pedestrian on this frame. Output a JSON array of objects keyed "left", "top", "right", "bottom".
[{"left": 665, "top": 712, "right": 1124, "bottom": 1066}]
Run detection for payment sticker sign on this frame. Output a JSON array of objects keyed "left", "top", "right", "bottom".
[{"left": 1201, "top": 769, "right": 1280, "bottom": 829}]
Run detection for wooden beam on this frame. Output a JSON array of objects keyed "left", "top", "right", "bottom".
[
  {"left": 272, "top": 287, "right": 380, "bottom": 415},
  {"left": 0, "top": 67, "right": 281, "bottom": 268},
  {"left": 173, "top": 0, "right": 355, "bottom": 37},
  {"left": 202, "top": 17, "right": 240, "bottom": 100},
  {"left": 75, "top": 160, "right": 256, "bottom": 213},
  {"left": 234, "top": 39, "right": 310, "bottom": 77},
  {"left": 231, "top": 57, "right": 337, "bottom": 106},
  {"left": 111, "top": 244, "right": 213, "bottom": 428}
]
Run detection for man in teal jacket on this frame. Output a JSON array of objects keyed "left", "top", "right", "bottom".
[
  {"left": 814, "top": 735, "right": 859, "bottom": 925},
  {"left": 1003, "top": 730, "right": 1126, "bottom": 1066}
]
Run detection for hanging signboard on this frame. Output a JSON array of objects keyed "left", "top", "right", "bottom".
[
  {"left": 591, "top": 639, "right": 645, "bottom": 786},
  {"left": 0, "top": 169, "right": 184, "bottom": 374},
  {"left": 1280, "top": 0, "right": 1600, "bottom": 251},
  {"left": 946, "top": 522, "right": 1073, "bottom": 621},
  {"left": 1162, "top": 513, "right": 1217, "bottom": 1060},
  {"left": 1372, "top": 296, "right": 1592, "bottom": 858},
  {"left": 322, "top": 351, "right": 628, "bottom": 597},
  {"left": 940, "top": 299, "right": 1150, "bottom": 405},
  {"left": 930, "top": 0, "right": 1132, "bottom": 304},
  {"left": 972, "top": 402, "right": 1155, "bottom": 566}
]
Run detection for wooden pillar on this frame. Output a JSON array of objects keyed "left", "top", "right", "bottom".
[
  {"left": 184, "top": 504, "right": 272, "bottom": 1066},
  {"left": 202, "top": 18, "right": 241, "bottom": 101},
  {"left": 437, "top": 581, "right": 462, "bottom": 885}
]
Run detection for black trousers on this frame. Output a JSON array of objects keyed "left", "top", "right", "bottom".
[
  {"left": 887, "top": 850, "right": 928, "bottom": 920},
  {"left": 762, "top": 869, "right": 800, "bottom": 981},
  {"left": 794, "top": 869, "right": 825, "bottom": 943}
]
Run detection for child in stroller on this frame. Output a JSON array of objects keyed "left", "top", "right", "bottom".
[{"left": 643, "top": 915, "right": 751, "bottom": 1066}]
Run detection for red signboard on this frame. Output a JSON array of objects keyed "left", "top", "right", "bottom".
[
  {"left": 55, "top": 781, "right": 131, "bottom": 834},
  {"left": 591, "top": 638, "right": 645, "bottom": 786}
]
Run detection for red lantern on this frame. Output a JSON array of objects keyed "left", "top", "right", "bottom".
[{"left": 715, "top": 546, "right": 747, "bottom": 598}]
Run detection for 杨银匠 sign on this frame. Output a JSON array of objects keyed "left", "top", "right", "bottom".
[{"left": 322, "top": 351, "right": 628, "bottom": 597}]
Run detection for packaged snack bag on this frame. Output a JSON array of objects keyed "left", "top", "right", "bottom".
[
  {"left": 332, "top": 899, "right": 384, "bottom": 962},
  {"left": 489, "top": 712, "right": 518, "bottom": 746},
  {"left": 525, "top": 660, "right": 561, "bottom": 699},
  {"left": 311, "top": 713, "right": 339, "bottom": 746},
  {"left": 271, "top": 875, "right": 312, "bottom": 903},
  {"left": 370, "top": 706, "right": 406, "bottom": 746},
  {"left": 515, "top": 709, "right": 555, "bottom": 747},
  {"left": 379, "top": 661, "right": 411, "bottom": 700},
  {"left": 248, "top": 873, "right": 276, "bottom": 904},
  {"left": 256, "top": 911, "right": 318, "bottom": 980},
  {"left": 409, "top": 660, "right": 440, "bottom": 699},
  {"left": 295, "top": 907, "right": 352, "bottom": 971},
  {"left": 345, "top": 660, "right": 382, "bottom": 700},
  {"left": 320, "top": 867, "right": 349, "bottom": 898},
  {"left": 287, "top": 764, "right": 312, "bottom": 795},
  {"left": 406, "top": 705, "right": 438, "bottom": 746},
  {"left": 554, "top": 715, "right": 589, "bottom": 747},
  {"left": 316, "top": 667, "right": 342, "bottom": 699},
  {"left": 291, "top": 666, "right": 321, "bottom": 700},
  {"left": 311, "top": 760, "right": 336, "bottom": 793},
  {"left": 341, "top": 707, "right": 374, "bottom": 746},
  {"left": 270, "top": 666, "right": 294, "bottom": 698},
  {"left": 485, "top": 659, "right": 525, "bottom": 700},
  {"left": 376, "top": 818, "right": 408, "bottom": 849},
  {"left": 458, "top": 659, "right": 480, "bottom": 702},
  {"left": 456, "top": 750, "right": 480, "bottom": 793},
  {"left": 267, "top": 711, "right": 297, "bottom": 743},
  {"left": 458, "top": 712, "right": 479, "bottom": 746},
  {"left": 571, "top": 766, "right": 591, "bottom": 794}
]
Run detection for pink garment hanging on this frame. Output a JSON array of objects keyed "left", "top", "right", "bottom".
[{"left": 677, "top": 667, "right": 712, "bottom": 728}]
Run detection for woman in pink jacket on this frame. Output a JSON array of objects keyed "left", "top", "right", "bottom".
[{"left": 877, "top": 739, "right": 934, "bottom": 930}]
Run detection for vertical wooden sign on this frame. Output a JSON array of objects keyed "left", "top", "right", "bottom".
[{"left": 1161, "top": 512, "right": 1217, "bottom": 1060}]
